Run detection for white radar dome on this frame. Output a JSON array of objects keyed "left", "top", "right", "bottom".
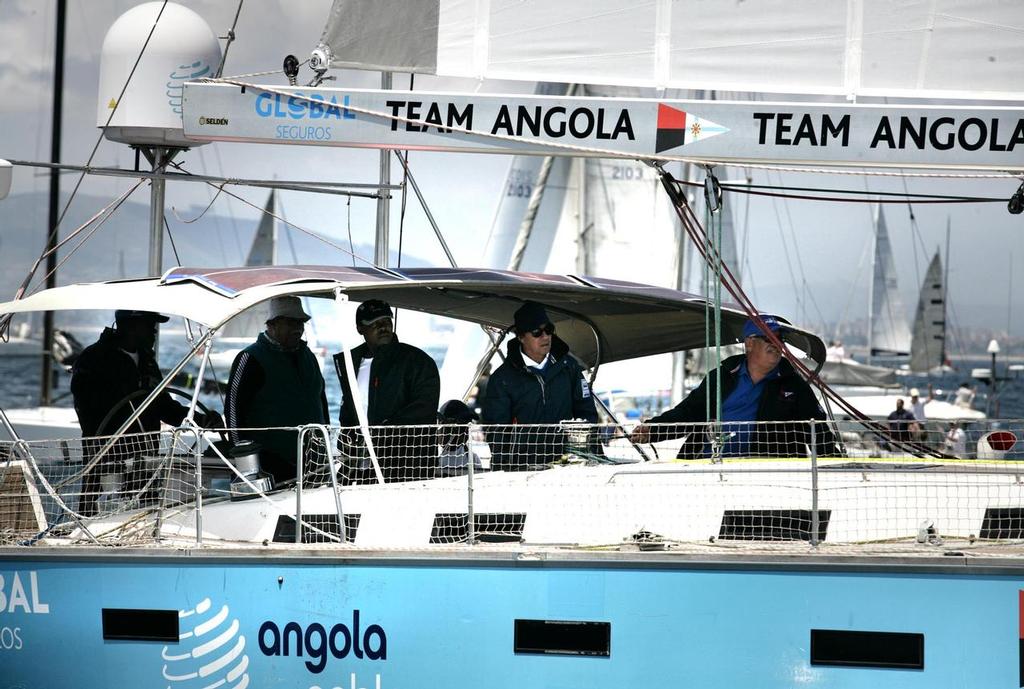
[{"left": 97, "top": 1, "right": 221, "bottom": 148}]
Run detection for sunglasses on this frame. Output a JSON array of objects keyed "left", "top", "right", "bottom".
[{"left": 527, "top": 324, "right": 555, "bottom": 337}]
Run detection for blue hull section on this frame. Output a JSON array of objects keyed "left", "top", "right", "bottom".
[{"left": 1, "top": 552, "right": 1022, "bottom": 688}]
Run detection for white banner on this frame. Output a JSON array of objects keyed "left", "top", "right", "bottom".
[{"left": 183, "top": 83, "right": 1024, "bottom": 171}]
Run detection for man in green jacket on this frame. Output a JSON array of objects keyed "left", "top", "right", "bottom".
[
  {"left": 333, "top": 300, "right": 440, "bottom": 483},
  {"left": 226, "top": 296, "right": 328, "bottom": 485}
]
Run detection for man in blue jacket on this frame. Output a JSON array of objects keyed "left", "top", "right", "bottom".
[{"left": 483, "top": 301, "right": 599, "bottom": 470}]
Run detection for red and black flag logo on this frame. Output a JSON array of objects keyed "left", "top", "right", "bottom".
[
  {"left": 654, "top": 104, "right": 729, "bottom": 154},
  {"left": 655, "top": 104, "right": 688, "bottom": 153}
]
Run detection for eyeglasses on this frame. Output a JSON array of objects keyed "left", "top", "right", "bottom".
[{"left": 528, "top": 324, "right": 555, "bottom": 338}]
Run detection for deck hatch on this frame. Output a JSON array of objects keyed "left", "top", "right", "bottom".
[
  {"left": 980, "top": 507, "right": 1024, "bottom": 539},
  {"left": 514, "top": 619, "right": 610, "bottom": 657},
  {"left": 810, "top": 629, "right": 923, "bottom": 669},
  {"left": 272, "top": 514, "right": 360, "bottom": 543},
  {"left": 102, "top": 608, "right": 179, "bottom": 642},
  {"left": 430, "top": 512, "right": 526, "bottom": 543},
  {"left": 718, "top": 509, "right": 830, "bottom": 542}
]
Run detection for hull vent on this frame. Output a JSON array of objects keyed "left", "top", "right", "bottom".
[
  {"left": 718, "top": 509, "right": 830, "bottom": 542},
  {"left": 811, "top": 629, "right": 924, "bottom": 669},
  {"left": 980, "top": 507, "right": 1024, "bottom": 539},
  {"left": 273, "top": 513, "right": 361, "bottom": 543},
  {"left": 430, "top": 512, "right": 526, "bottom": 544}
]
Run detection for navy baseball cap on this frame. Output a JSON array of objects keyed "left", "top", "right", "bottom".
[
  {"left": 115, "top": 310, "right": 169, "bottom": 323},
  {"left": 513, "top": 301, "right": 552, "bottom": 334},
  {"left": 356, "top": 299, "right": 393, "bottom": 326},
  {"left": 742, "top": 314, "right": 786, "bottom": 339}
]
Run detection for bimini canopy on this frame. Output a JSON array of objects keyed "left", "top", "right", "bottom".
[{"left": 0, "top": 265, "right": 826, "bottom": 368}]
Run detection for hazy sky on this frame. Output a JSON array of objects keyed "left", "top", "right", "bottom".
[{"left": 2, "top": 0, "right": 1023, "bottom": 349}]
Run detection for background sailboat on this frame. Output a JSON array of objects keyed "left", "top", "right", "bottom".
[
  {"left": 868, "top": 206, "right": 911, "bottom": 362},
  {"left": 208, "top": 190, "right": 325, "bottom": 379},
  {"left": 909, "top": 250, "right": 949, "bottom": 374}
]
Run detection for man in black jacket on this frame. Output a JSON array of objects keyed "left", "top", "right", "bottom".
[
  {"left": 483, "top": 301, "right": 599, "bottom": 470},
  {"left": 631, "top": 315, "right": 838, "bottom": 459},
  {"left": 71, "top": 310, "right": 218, "bottom": 515},
  {"left": 333, "top": 300, "right": 440, "bottom": 482}
]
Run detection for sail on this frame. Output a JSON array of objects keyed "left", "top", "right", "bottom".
[
  {"left": 580, "top": 157, "right": 680, "bottom": 287},
  {"left": 869, "top": 207, "right": 911, "bottom": 356},
  {"left": 909, "top": 251, "right": 946, "bottom": 372},
  {"left": 317, "top": 0, "right": 1024, "bottom": 100},
  {"left": 819, "top": 358, "right": 899, "bottom": 388},
  {"left": 219, "top": 192, "right": 277, "bottom": 339}
]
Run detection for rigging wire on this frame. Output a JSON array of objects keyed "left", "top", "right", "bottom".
[
  {"left": 195, "top": 147, "right": 230, "bottom": 263},
  {"left": 4, "top": 0, "right": 170, "bottom": 324},
  {"left": 345, "top": 196, "right": 356, "bottom": 267},
  {"left": 30, "top": 181, "right": 146, "bottom": 294},
  {"left": 659, "top": 168, "right": 948, "bottom": 458},
  {"left": 396, "top": 73, "right": 415, "bottom": 269},
  {"left": 162, "top": 213, "right": 183, "bottom": 266},
  {"left": 215, "top": 0, "right": 245, "bottom": 78},
  {"left": 168, "top": 161, "right": 395, "bottom": 274},
  {"left": 674, "top": 177, "right": 1005, "bottom": 204}
]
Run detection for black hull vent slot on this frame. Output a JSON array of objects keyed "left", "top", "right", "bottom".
[
  {"left": 102, "top": 608, "right": 179, "bottom": 642},
  {"left": 980, "top": 507, "right": 1024, "bottom": 539},
  {"left": 514, "top": 619, "right": 610, "bottom": 657},
  {"left": 430, "top": 512, "right": 526, "bottom": 543},
  {"left": 811, "top": 629, "right": 923, "bottom": 669},
  {"left": 718, "top": 509, "right": 830, "bottom": 542},
  {"left": 273, "top": 513, "right": 360, "bottom": 543}
]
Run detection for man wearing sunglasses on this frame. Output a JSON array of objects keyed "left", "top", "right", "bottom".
[
  {"left": 483, "top": 301, "right": 599, "bottom": 470},
  {"left": 631, "top": 314, "right": 836, "bottom": 459}
]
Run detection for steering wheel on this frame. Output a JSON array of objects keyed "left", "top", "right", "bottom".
[{"left": 95, "top": 386, "right": 214, "bottom": 437}]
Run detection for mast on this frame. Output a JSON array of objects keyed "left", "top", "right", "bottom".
[
  {"left": 866, "top": 204, "right": 877, "bottom": 365},
  {"left": 942, "top": 216, "right": 951, "bottom": 365},
  {"left": 374, "top": 72, "right": 392, "bottom": 267},
  {"left": 40, "top": 0, "right": 67, "bottom": 406}
]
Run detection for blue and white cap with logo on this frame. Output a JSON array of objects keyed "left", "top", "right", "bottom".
[{"left": 742, "top": 314, "right": 787, "bottom": 339}]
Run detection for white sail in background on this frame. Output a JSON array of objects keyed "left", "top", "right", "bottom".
[
  {"left": 909, "top": 250, "right": 946, "bottom": 372},
  {"left": 318, "top": 0, "right": 1024, "bottom": 100},
  {"left": 580, "top": 158, "right": 680, "bottom": 287},
  {"left": 218, "top": 191, "right": 277, "bottom": 339},
  {"left": 869, "top": 206, "right": 911, "bottom": 357}
]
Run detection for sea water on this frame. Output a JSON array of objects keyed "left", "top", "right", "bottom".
[{"left": 2, "top": 345, "right": 1021, "bottom": 421}]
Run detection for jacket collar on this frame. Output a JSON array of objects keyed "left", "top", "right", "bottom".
[
  {"left": 258, "top": 330, "right": 307, "bottom": 353},
  {"left": 724, "top": 352, "right": 794, "bottom": 380},
  {"left": 505, "top": 334, "right": 570, "bottom": 371}
]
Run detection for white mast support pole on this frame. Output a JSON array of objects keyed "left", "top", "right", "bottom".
[
  {"left": 333, "top": 288, "right": 385, "bottom": 484},
  {"left": 148, "top": 148, "right": 168, "bottom": 278},
  {"left": 374, "top": 72, "right": 392, "bottom": 267},
  {"left": 866, "top": 204, "right": 877, "bottom": 365}
]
